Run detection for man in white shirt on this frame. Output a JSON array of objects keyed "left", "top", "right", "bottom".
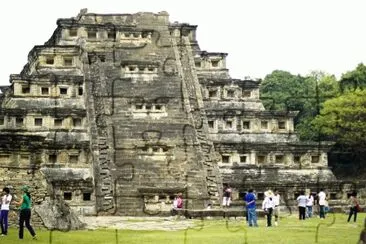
[
  {"left": 262, "top": 190, "right": 275, "bottom": 227},
  {"left": 0, "top": 187, "right": 12, "bottom": 235},
  {"left": 318, "top": 189, "right": 326, "bottom": 219},
  {"left": 297, "top": 191, "right": 307, "bottom": 220},
  {"left": 273, "top": 189, "right": 280, "bottom": 226}
]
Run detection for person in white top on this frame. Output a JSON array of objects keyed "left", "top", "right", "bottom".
[
  {"left": 306, "top": 193, "right": 314, "bottom": 218},
  {"left": 273, "top": 189, "right": 280, "bottom": 226},
  {"left": 296, "top": 190, "right": 307, "bottom": 220},
  {"left": 262, "top": 190, "right": 275, "bottom": 227},
  {"left": 0, "top": 187, "right": 12, "bottom": 235},
  {"left": 318, "top": 189, "right": 326, "bottom": 219}
]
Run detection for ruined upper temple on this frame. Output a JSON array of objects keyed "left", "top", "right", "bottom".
[{"left": 0, "top": 10, "right": 347, "bottom": 219}]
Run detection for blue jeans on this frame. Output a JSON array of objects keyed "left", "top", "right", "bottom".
[
  {"left": 0, "top": 210, "right": 9, "bottom": 235},
  {"left": 306, "top": 206, "right": 313, "bottom": 218},
  {"left": 247, "top": 208, "right": 258, "bottom": 227}
]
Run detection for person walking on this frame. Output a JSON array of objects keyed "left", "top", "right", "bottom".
[
  {"left": 297, "top": 190, "right": 307, "bottom": 220},
  {"left": 306, "top": 192, "right": 314, "bottom": 218},
  {"left": 244, "top": 189, "right": 258, "bottom": 227},
  {"left": 14, "top": 185, "right": 37, "bottom": 240},
  {"left": 0, "top": 187, "right": 12, "bottom": 236},
  {"left": 318, "top": 189, "right": 327, "bottom": 219},
  {"left": 347, "top": 191, "right": 359, "bottom": 223},
  {"left": 273, "top": 189, "right": 280, "bottom": 226},
  {"left": 262, "top": 190, "right": 275, "bottom": 227}
]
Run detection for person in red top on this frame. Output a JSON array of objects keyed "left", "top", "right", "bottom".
[
  {"left": 176, "top": 193, "right": 183, "bottom": 209},
  {"left": 171, "top": 193, "right": 183, "bottom": 216}
]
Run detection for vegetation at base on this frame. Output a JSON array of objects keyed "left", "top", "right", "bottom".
[{"left": 1, "top": 213, "right": 364, "bottom": 243}]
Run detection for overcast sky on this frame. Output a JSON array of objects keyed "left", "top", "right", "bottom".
[{"left": 1, "top": 0, "right": 366, "bottom": 86}]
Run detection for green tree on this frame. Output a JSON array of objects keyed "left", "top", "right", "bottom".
[
  {"left": 260, "top": 70, "right": 312, "bottom": 111},
  {"left": 260, "top": 70, "right": 339, "bottom": 140},
  {"left": 340, "top": 63, "right": 366, "bottom": 92},
  {"left": 312, "top": 89, "right": 366, "bottom": 146},
  {"left": 296, "top": 73, "right": 339, "bottom": 140}
]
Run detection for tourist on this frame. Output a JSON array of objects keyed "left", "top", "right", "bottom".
[
  {"left": 171, "top": 193, "right": 183, "bottom": 217},
  {"left": 347, "top": 191, "right": 360, "bottom": 223},
  {"left": 262, "top": 190, "right": 275, "bottom": 227},
  {"left": 14, "top": 185, "right": 37, "bottom": 240},
  {"left": 244, "top": 189, "right": 258, "bottom": 227},
  {"left": 273, "top": 189, "right": 280, "bottom": 226},
  {"left": 242, "top": 191, "right": 249, "bottom": 223},
  {"left": 176, "top": 193, "right": 183, "bottom": 210},
  {"left": 296, "top": 190, "right": 307, "bottom": 220},
  {"left": 222, "top": 183, "right": 232, "bottom": 208},
  {"left": 0, "top": 187, "right": 12, "bottom": 236},
  {"left": 306, "top": 192, "right": 314, "bottom": 218},
  {"left": 318, "top": 188, "right": 327, "bottom": 219}
]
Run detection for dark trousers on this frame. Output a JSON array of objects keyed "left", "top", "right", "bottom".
[
  {"left": 347, "top": 206, "right": 357, "bottom": 222},
  {"left": 319, "top": 205, "right": 325, "bottom": 218},
  {"left": 299, "top": 206, "right": 306, "bottom": 220},
  {"left": 266, "top": 208, "right": 273, "bottom": 226},
  {"left": 19, "top": 209, "right": 36, "bottom": 239},
  {"left": 0, "top": 210, "right": 9, "bottom": 234}
]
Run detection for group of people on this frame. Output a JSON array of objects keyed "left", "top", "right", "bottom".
[
  {"left": 244, "top": 189, "right": 280, "bottom": 227},
  {"left": 0, "top": 185, "right": 37, "bottom": 240},
  {"left": 296, "top": 189, "right": 326, "bottom": 220},
  {"left": 238, "top": 187, "right": 361, "bottom": 227}
]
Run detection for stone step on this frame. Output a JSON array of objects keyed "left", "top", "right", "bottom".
[
  {"left": 203, "top": 162, "right": 212, "bottom": 167},
  {"left": 203, "top": 156, "right": 211, "bottom": 161},
  {"left": 208, "top": 187, "right": 218, "bottom": 192},
  {"left": 99, "top": 155, "right": 108, "bottom": 160},
  {"left": 206, "top": 177, "right": 216, "bottom": 182}
]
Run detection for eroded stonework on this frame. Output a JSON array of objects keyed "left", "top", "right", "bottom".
[{"left": 0, "top": 10, "right": 364, "bottom": 226}]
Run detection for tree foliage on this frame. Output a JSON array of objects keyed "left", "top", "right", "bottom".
[
  {"left": 261, "top": 65, "right": 366, "bottom": 177},
  {"left": 340, "top": 63, "right": 366, "bottom": 91},
  {"left": 260, "top": 70, "right": 313, "bottom": 111},
  {"left": 312, "top": 89, "right": 366, "bottom": 146},
  {"left": 260, "top": 70, "right": 338, "bottom": 140}
]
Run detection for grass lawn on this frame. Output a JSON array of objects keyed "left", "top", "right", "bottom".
[{"left": 1, "top": 213, "right": 364, "bottom": 244}]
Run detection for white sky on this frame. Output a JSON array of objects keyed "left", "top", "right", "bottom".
[{"left": 1, "top": 0, "right": 366, "bottom": 86}]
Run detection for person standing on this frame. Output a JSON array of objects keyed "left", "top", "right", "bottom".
[
  {"left": 297, "top": 190, "right": 307, "bottom": 220},
  {"left": 306, "top": 192, "right": 314, "bottom": 218},
  {"left": 318, "top": 189, "right": 327, "bottom": 219},
  {"left": 222, "top": 184, "right": 232, "bottom": 208},
  {"left": 262, "top": 190, "right": 275, "bottom": 227},
  {"left": 347, "top": 191, "right": 359, "bottom": 223},
  {"left": 273, "top": 189, "right": 280, "bottom": 226},
  {"left": 0, "top": 187, "right": 12, "bottom": 236},
  {"left": 14, "top": 186, "right": 37, "bottom": 240},
  {"left": 244, "top": 189, "right": 258, "bottom": 227}
]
